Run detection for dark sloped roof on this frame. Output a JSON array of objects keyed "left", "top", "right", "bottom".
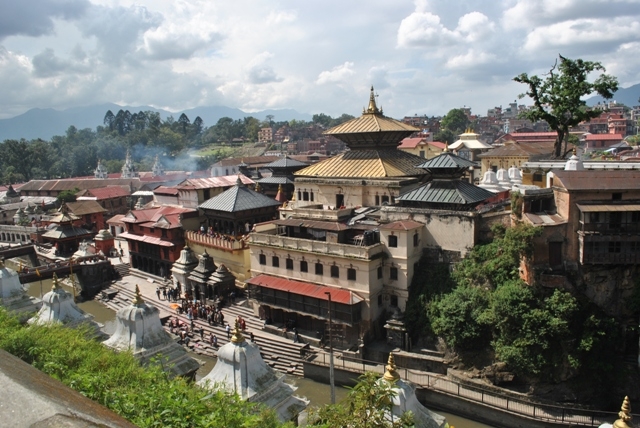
[
  {"left": 257, "top": 176, "right": 295, "bottom": 185},
  {"left": 416, "top": 152, "right": 477, "bottom": 170},
  {"left": 199, "top": 185, "right": 281, "bottom": 212},
  {"left": 398, "top": 179, "right": 494, "bottom": 205},
  {"left": 264, "top": 156, "right": 308, "bottom": 169}
]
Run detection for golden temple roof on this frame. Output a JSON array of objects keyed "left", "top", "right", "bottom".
[
  {"left": 323, "top": 87, "right": 419, "bottom": 149},
  {"left": 294, "top": 149, "right": 426, "bottom": 179}
]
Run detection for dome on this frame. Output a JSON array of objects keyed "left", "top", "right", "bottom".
[
  {"left": 565, "top": 148, "right": 584, "bottom": 171},
  {"left": 478, "top": 170, "right": 504, "bottom": 193},
  {"left": 0, "top": 260, "right": 41, "bottom": 316},
  {"left": 198, "top": 324, "right": 308, "bottom": 422},
  {"left": 508, "top": 165, "right": 523, "bottom": 184},
  {"left": 496, "top": 168, "right": 512, "bottom": 188}
]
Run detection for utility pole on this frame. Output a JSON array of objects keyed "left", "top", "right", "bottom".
[{"left": 324, "top": 291, "right": 335, "bottom": 404}]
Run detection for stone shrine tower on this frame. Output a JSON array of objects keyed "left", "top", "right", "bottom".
[
  {"left": 197, "top": 323, "right": 308, "bottom": 423},
  {"left": 103, "top": 285, "right": 199, "bottom": 378},
  {"left": 0, "top": 259, "right": 40, "bottom": 317},
  {"left": 121, "top": 149, "right": 139, "bottom": 179}
]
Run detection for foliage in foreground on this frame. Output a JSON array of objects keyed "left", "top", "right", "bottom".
[
  {"left": 410, "top": 224, "right": 620, "bottom": 382},
  {"left": 0, "top": 309, "right": 287, "bottom": 428},
  {"left": 309, "top": 372, "right": 414, "bottom": 428}
]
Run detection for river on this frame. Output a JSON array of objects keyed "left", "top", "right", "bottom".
[{"left": 19, "top": 269, "right": 493, "bottom": 427}]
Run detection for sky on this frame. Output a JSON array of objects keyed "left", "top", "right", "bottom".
[{"left": 1, "top": 0, "right": 639, "bottom": 120}]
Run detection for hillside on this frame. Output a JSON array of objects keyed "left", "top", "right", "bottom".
[{"left": 587, "top": 82, "right": 640, "bottom": 107}]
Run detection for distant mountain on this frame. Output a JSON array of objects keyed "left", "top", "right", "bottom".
[
  {"left": 0, "top": 104, "right": 312, "bottom": 141},
  {"left": 587, "top": 83, "right": 640, "bottom": 107}
]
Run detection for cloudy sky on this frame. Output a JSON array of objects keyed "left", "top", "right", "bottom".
[{"left": 1, "top": 0, "right": 639, "bottom": 120}]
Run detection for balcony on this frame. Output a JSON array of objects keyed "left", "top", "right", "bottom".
[
  {"left": 579, "top": 222, "right": 640, "bottom": 234},
  {"left": 185, "top": 230, "right": 247, "bottom": 251},
  {"left": 579, "top": 234, "right": 640, "bottom": 264},
  {"left": 249, "top": 232, "right": 385, "bottom": 260},
  {"left": 288, "top": 204, "right": 353, "bottom": 221}
]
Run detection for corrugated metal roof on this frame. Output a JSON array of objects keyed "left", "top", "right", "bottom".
[
  {"left": 416, "top": 152, "right": 477, "bottom": 170},
  {"left": 523, "top": 213, "right": 566, "bottom": 226},
  {"left": 18, "top": 178, "right": 141, "bottom": 192},
  {"left": 584, "top": 134, "right": 623, "bottom": 141},
  {"left": 398, "top": 179, "right": 494, "bottom": 205},
  {"left": 119, "top": 232, "right": 175, "bottom": 247},
  {"left": 264, "top": 156, "right": 308, "bottom": 169},
  {"left": 177, "top": 174, "right": 254, "bottom": 190},
  {"left": 153, "top": 186, "right": 179, "bottom": 195},
  {"left": 295, "top": 149, "right": 426, "bottom": 178},
  {"left": 67, "top": 200, "right": 107, "bottom": 216},
  {"left": 199, "top": 184, "right": 281, "bottom": 212},
  {"left": 397, "top": 137, "right": 427, "bottom": 149},
  {"left": 325, "top": 113, "right": 419, "bottom": 135},
  {"left": 42, "top": 226, "right": 92, "bottom": 239},
  {"left": 211, "top": 156, "right": 280, "bottom": 167},
  {"left": 246, "top": 274, "right": 363, "bottom": 305},
  {"left": 478, "top": 141, "right": 556, "bottom": 158},
  {"left": 576, "top": 204, "right": 640, "bottom": 212},
  {"left": 553, "top": 170, "right": 640, "bottom": 191},
  {"left": 273, "top": 218, "right": 350, "bottom": 231}
]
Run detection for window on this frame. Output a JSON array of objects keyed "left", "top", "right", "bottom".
[
  {"left": 419, "top": 150, "right": 425, "bottom": 158},
  {"left": 259, "top": 254, "right": 266, "bottom": 265},
  {"left": 347, "top": 268, "right": 356, "bottom": 281},
  {"left": 390, "top": 295, "right": 398, "bottom": 307},
  {"left": 330, "top": 265, "right": 339, "bottom": 278},
  {"left": 272, "top": 256, "right": 279, "bottom": 267},
  {"left": 163, "top": 248, "right": 169, "bottom": 259},
  {"left": 377, "top": 266, "right": 383, "bottom": 279},
  {"left": 381, "top": 195, "right": 389, "bottom": 205},
  {"left": 533, "top": 172, "right": 543, "bottom": 182},
  {"left": 310, "top": 192, "right": 314, "bottom": 201},
  {"left": 303, "top": 191, "right": 309, "bottom": 201},
  {"left": 375, "top": 195, "right": 380, "bottom": 205},
  {"left": 612, "top": 192, "right": 622, "bottom": 201},
  {"left": 315, "top": 262, "right": 323, "bottom": 275},
  {"left": 300, "top": 260, "right": 308, "bottom": 272},
  {"left": 162, "top": 228, "right": 167, "bottom": 238},
  {"left": 608, "top": 241, "right": 621, "bottom": 253},
  {"left": 286, "top": 258, "right": 293, "bottom": 270},
  {"left": 390, "top": 267, "right": 398, "bottom": 280},
  {"left": 388, "top": 235, "right": 398, "bottom": 247},
  {"left": 413, "top": 233, "right": 419, "bottom": 247}
]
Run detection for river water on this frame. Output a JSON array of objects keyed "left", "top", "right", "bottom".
[{"left": 18, "top": 268, "right": 492, "bottom": 427}]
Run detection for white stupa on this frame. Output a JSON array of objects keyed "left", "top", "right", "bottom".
[
  {"left": 0, "top": 259, "right": 40, "bottom": 317},
  {"left": 496, "top": 168, "right": 513, "bottom": 189},
  {"left": 564, "top": 148, "right": 584, "bottom": 171},
  {"left": 28, "top": 273, "right": 103, "bottom": 335},
  {"left": 508, "top": 165, "right": 523, "bottom": 185},
  {"left": 379, "top": 353, "right": 447, "bottom": 428},
  {"left": 197, "top": 322, "right": 309, "bottom": 423},
  {"left": 478, "top": 170, "right": 504, "bottom": 193},
  {"left": 103, "top": 285, "right": 199, "bottom": 378}
]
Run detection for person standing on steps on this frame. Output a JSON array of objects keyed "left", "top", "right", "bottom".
[
  {"left": 156, "top": 287, "right": 161, "bottom": 300},
  {"left": 226, "top": 324, "right": 231, "bottom": 340}
]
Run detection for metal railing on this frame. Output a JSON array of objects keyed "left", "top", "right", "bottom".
[{"left": 308, "top": 351, "right": 632, "bottom": 427}]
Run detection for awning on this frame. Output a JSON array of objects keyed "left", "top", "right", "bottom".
[
  {"left": 246, "top": 274, "right": 364, "bottom": 305},
  {"left": 119, "top": 232, "right": 175, "bottom": 247},
  {"left": 577, "top": 204, "right": 640, "bottom": 212}
]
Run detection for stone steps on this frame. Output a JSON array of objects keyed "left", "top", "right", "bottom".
[{"left": 100, "top": 282, "right": 306, "bottom": 377}]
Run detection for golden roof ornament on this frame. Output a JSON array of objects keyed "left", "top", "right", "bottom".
[
  {"left": 573, "top": 146, "right": 577, "bottom": 156},
  {"left": 255, "top": 182, "right": 262, "bottom": 193},
  {"left": 231, "top": 320, "right": 245, "bottom": 344},
  {"left": 443, "top": 143, "right": 449, "bottom": 153},
  {"left": 363, "top": 86, "right": 382, "bottom": 115},
  {"left": 383, "top": 352, "right": 400, "bottom": 381},
  {"left": 132, "top": 285, "right": 144, "bottom": 305},
  {"left": 51, "top": 272, "right": 61, "bottom": 291},
  {"left": 613, "top": 396, "right": 632, "bottom": 428}
]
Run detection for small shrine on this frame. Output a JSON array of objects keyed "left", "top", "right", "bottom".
[
  {"left": 103, "top": 285, "right": 199, "bottom": 379},
  {"left": 93, "top": 229, "right": 115, "bottom": 256},
  {"left": 94, "top": 159, "right": 109, "bottom": 179},
  {"left": 379, "top": 353, "right": 447, "bottom": 428},
  {"left": 207, "top": 264, "right": 236, "bottom": 300},
  {"left": 28, "top": 273, "right": 102, "bottom": 336},
  {"left": 0, "top": 259, "right": 41, "bottom": 317},
  {"left": 197, "top": 322, "right": 308, "bottom": 423},
  {"left": 384, "top": 308, "right": 408, "bottom": 351},
  {"left": 186, "top": 251, "right": 217, "bottom": 301},
  {"left": 171, "top": 245, "right": 198, "bottom": 296},
  {"left": 121, "top": 149, "right": 139, "bottom": 178},
  {"left": 41, "top": 203, "right": 93, "bottom": 256}
]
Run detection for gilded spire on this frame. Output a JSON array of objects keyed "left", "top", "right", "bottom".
[
  {"left": 254, "top": 182, "right": 262, "bottom": 193},
  {"left": 132, "top": 284, "right": 144, "bottom": 305},
  {"left": 51, "top": 272, "right": 61, "bottom": 291},
  {"left": 231, "top": 320, "right": 245, "bottom": 344},
  {"left": 443, "top": 143, "right": 449, "bottom": 153},
  {"left": 383, "top": 352, "right": 400, "bottom": 381},
  {"left": 364, "top": 86, "right": 381, "bottom": 115},
  {"left": 613, "top": 396, "right": 632, "bottom": 428}
]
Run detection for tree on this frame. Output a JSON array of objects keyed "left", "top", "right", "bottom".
[
  {"left": 514, "top": 55, "right": 618, "bottom": 158},
  {"left": 57, "top": 188, "right": 80, "bottom": 203},
  {"left": 310, "top": 372, "right": 414, "bottom": 427},
  {"left": 178, "top": 113, "right": 191, "bottom": 135},
  {"left": 440, "top": 108, "right": 470, "bottom": 134},
  {"left": 103, "top": 110, "right": 115, "bottom": 130},
  {"left": 193, "top": 116, "right": 204, "bottom": 134}
]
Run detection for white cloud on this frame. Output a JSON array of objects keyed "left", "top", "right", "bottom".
[
  {"left": 397, "top": 11, "right": 456, "bottom": 48},
  {"left": 316, "top": 62, "right": 356, "bottom": 85}
]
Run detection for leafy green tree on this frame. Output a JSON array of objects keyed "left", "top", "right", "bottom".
[
  {"left": 178, "top": 113, "right": 191, "bottom": 135},
  {"left": 433, "top": 129, "right": 456, "bottom": 145},
  {"left": 103, "top": 110, "right": 115, "bottom": 130},
  {"left": 57, "top": 188, "right": 79, "bottom": 203},
  {"left": 514, "top": 55, "right": 618, "bottom": 158},
  {"left": 310, "top": 372, "right": 414, "bottom": 428},
  {"left": 312, "top": 113, "right": 332, "bottom": 127},
  {"left": 440, "top": 108, "right": 470, "bottom": 134}
]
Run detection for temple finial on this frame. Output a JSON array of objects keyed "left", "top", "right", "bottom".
[
  {"left": 443, "top": 143, "right": 449, "bottom": 153},
  {"left": 613, "top": 396, "right": 632, "bottom": 428},
  {"left": 383, "top": 352, "right": 400, "bottom": 381},
  {"left": 132, "top": 285, "right": 144, "bottom": 305},
  {"left": 364, "top": 85, "right": 381, "bottom": 115},
  {"left": 51, "top": 272, "right": 61, "bottom": 291},
  {"left": 231, "top": 320, "right": 245, "bottom": 344}
]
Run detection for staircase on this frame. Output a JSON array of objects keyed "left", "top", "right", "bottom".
[
  {"left": 113, "top": 263, "right": 130, "bottom": 278},
  {"left": 99, "top": 281, "right": 307, "bottom": 377}
]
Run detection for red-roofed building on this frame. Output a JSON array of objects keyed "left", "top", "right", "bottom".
[
  {"left": 397, "top": 137, "right": 445, "bottom": 159},
  {"left": 120, "top": 205, "right": 200, "bottom": 278},
  {"left": 76, "top": 186, "right": 131, "bottom": 216},
  {"left": 583, "top": 133, "right": 624, "bottom": 151}
]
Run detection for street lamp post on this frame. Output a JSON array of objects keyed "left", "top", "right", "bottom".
[{"left": 324, "top": 291, "right": 335, "bottom": 404}]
